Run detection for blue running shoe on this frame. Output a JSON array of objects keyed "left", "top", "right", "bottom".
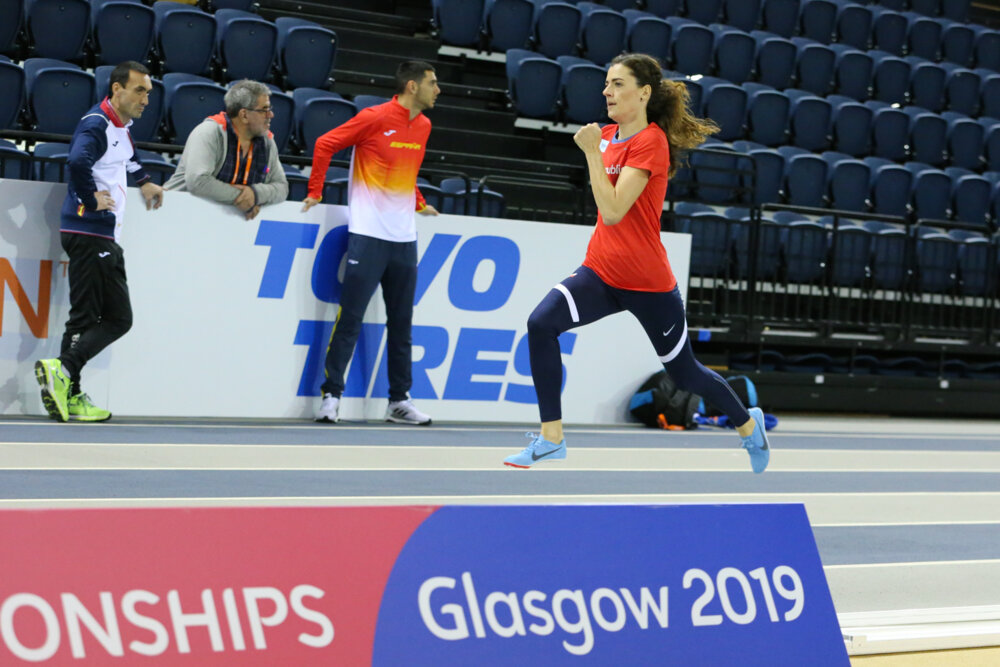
[
  {"left": 740, "top": 407, "right": 771, "bottom": 474},
  {"left": 503, "top": 432, "right": 566, "bottom": 469}
]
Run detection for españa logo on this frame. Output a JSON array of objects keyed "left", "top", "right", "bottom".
[{"left": 389, "top": 141, "right": 422, "bottom": 150}]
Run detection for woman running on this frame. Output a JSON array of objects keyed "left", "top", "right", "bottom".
[{"left": 503, "top": 53, "right": 770, "bottom": 473}]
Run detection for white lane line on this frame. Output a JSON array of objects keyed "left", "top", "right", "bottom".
[
  {"left": 2, "top": 444, "right": 1000, "bottom": 472},
  {"left": 0, "top": 492, "right": 998, "bottom": 527}
]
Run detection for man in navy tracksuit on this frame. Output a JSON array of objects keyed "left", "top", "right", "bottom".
[{"left": 34, "top": 61, "right": 164, "bottom": 423}]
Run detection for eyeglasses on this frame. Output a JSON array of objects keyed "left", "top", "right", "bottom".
[{"left": 246, "top": 107, "right": 273, "bottom": 115}]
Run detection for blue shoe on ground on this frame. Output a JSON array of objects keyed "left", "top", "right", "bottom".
[
  {"left": 740, "top": 407, "right": 770, "bottom": 474},
  {"left": 503, "top": 432, "right": 566, "bottom": 468}
]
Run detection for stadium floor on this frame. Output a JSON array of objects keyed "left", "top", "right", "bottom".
[{"left": 2, "top": 414, "right": 999, "bottom": 620}]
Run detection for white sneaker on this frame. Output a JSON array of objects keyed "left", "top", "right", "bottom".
[
  {"left": 385, "top": 399, "right": 432, "bottom": 425},
  {"left": 316, "top": 393, "right": 340, "bottom": 423}
]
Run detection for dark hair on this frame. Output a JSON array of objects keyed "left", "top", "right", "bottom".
[
  {"left": 609, "top": 53, "right": 719, "bottom": 177},
  {"left": 395, "top": 60, "right": 435, "bottom": 94},
  {"left": 109, "top": 61, "right": 150, "bottom": 94}
]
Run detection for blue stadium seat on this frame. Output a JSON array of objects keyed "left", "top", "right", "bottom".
[
  {"left": 665, "top": 70, "right": 703, "bottom": 114},
  {"left": 831, "top": 43, "right": 872, "bottom": 101},
  {"left": 0, "top": 139, "right": 31, "bottom": 179},
  {"left": 779, "top": 145, "right": 827, "bottom": 206},
  {"left": 153, "top": 2, "right": 216, "bottom": 76},
  {"left": 710, "top": 24, "right": 754, "bottom": 84},
  {"left": 599, "top": 0, "right": 638, "bottom": 10},
  {"left": 941, "top": 111, "right": 983, "bottom": 171},
  {"left": 440, "top": 179, "right": 506, "bottom": 217},
  {"left": 353, "top": 94, "right": 388, "bottom": 111},
  {"left": 485, "top": 0, "right": 534, "bottom": 52},
  {"left": 722, "top": 0, "right": 761, "bottom": 33},
  {"left": 752, "top": 30, "right": 796, "bottom": 89},
  {"left": 685, "top": 0, "right": 722, "bottom": 25},
  {"left": 34, "top": 141, "right": 72, "bottom": 182},
  {"left": 864, "top": 156, "right": 912, "bottom": 217},
  {"left": 0, "top": 60, "right": 24, "bottom": 130},
  {"left": 211, "top": 0, "right": 259, "bottom": 9},
  {"left": 292, "top": 88, "right": 354, "bottom": 157},
  {"left": 938, "top": 19, "right": 974, "bottom": 67},
  {"left": 557, "top": 55, "right": 605, "bottom": 124},
  {"left": 743, "top": 83, "right": 788, "bottom": 146},
  {"left": 94, "top": 65, "right": 164, "bottom": 143},
  {"left": 644, "top": 0, "right": 681, "bottom": 18},
  {"left": 690, "top": 140, "right": 744, "bottom": 203},
  {"left": 733, "top": 140, "right": 784, "bottom": 204},
  {"left": 907, "top": 57, "right": 946, "bottom": 112},
  {"left": 725, "top": 207, "right": 782, "bottom": 280},
  {"left": 623, "top": 10, "right": 670, "bottom": 65},
  {"left": 24, "top": 0, "right": 89, "bottom": 61},
  {"left": 940, "top": 63, "right": 980, "bottom": 116},
  {"left": 786, "top": 88, "right": 832, "bottom": 151},
  {"left": 903, "top": 11, "right": 942, "bottom": 61},
  {"left": 0, "top": 0, "right": 22, "bottom": 54},
  {"left": 870, "top": 6, "right": 907, "bottom": 55},
  {"left": 760, "top": 0, "right": 800, "bottom": 38},
  {"left": 914, "top": 226, "right": 958, "bottom": 293},
  {"left": 827, "top": 94, "right": 871, "bottom": 157},
  {"left": 675, "top": 210, "right": 733, "bottom": 276},
  {"left": 904, "top": 106, "right": 947, "bottom": 167},
  {"left": 979, "top": 118, "right": 1000, "bottom": 171},
  {"left": 133, "top": 148, "right": 174, "bottom": 186},
  {"left": 876, "top": 0, "right": 907, "bottom": 11},
  {"left": 275, "top": 17, "right": 336, "bottom": 90},
  {"left": 822, "top": 151, "right": 870, "bottom": 212},
  {"left": 946, "top": 167, "right": 991, "bottom": 228},
  {"left": 781, "top": 219, "right": 828, "bottom": 283},
  {"left": 214, "top": 9, "right": 277, "bottom": 82},
  {"left": 948, "top": 229, "right": 991, "bottom": 296},
  {"left": 904, "top": 161, "right": 951, "bottom": 220},
  {"left": 870, "top": 50, "right": 910, "bottom": 104},
  {"left": 264, "top": 84, "right": 293, "bottom": 154},
  {"left": 432, "top": 0, "right": 484, "bottom": 47},
  {"left": 282, "top": 163, "right": 307, "bottom": 201},
  {"left": 829, "top": 223, "right": 873, "bottom": 286},
  {"left": 978, "top": 70, "right": 1000, "bottom": 119},
  {"left": 667, "top": 17, "right": 714, "bottom": 75},
  {"left": 506, "top": 48, "right": 561, "bottom": 118},
  {"left": 23, "top": 58, "right": 94, "bottom": 134},
  {"left": 992, "top": 180, "right": 1000, "bottom": 228},
  {"left": 577, "top": 2, "right": 627, "bottom": 65},
  {"left": 941, "top": 0, "right": 970, "bottom": 21},
  {"left": 864, "top": 220, "right": 908, "bottom": 289},
  {"left": 532, "top": 1, "right": 582, "bottom": 59},
  {"left": 91, "top": 0, "right": 155, "bottom": 66},
  {"left": 700, "top": 77, "right": 746, "bottom": 141},
  {"left": 799, "top": 0, "right": 837, "bottom": 44},
  {"left": 791, "top": 37, "right": 835, "bottom": 96},
  {"left": 833, "top": 0, "right": 871, "bottom": 51},
  {"left": 162, "top": 72, "right": 226, "bottom": 144},
  {"left": 866, "top": 100, "right": 908, "bottom": 161},
  {"left": 972, "top": 26, "right": 1000, "bottom": 72}
]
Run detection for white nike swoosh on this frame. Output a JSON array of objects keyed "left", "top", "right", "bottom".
[{"left": 663, "top": 324, "right": 676, "bottom": 337}]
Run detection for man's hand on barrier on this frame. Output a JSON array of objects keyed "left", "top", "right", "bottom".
[
  {"left": 245, "top": 205, "right": 260, "bottom": 220},
  {"left": 233, "top": 185, "right": 255, "bottom": 212},
  {"left": 301, "top": 196, "right": 320, "bottom": 212},
  {"left": 140, "top": 182, "right": 164, "bottom": 210},
  {"left": 419, "top": 204, "right": 439, "bottom": 216}
]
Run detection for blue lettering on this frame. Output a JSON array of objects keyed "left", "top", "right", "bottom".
[
  {"left": 370, "top": 325, "right": 450, "bottom": 399},
  {"left": 443, "top": 328, "right": 516, "bottom": 400},
  {"left": 293, "top": 319, "right": 384, "bottom": 397},
  {"left": 255, "top": 220, "right": 319, "bottom": 298},
  {"left": 310, "top": 225, "right": 349, "bottom": 304},
  {"left": 504, "top": 331, "right": 577, "bottom": 404},
  {"left": 447, "top": 236, "right": 520, "bottom": 311},
  {"left": 414, "top": 233, "right": 461, "bottom": 306}
]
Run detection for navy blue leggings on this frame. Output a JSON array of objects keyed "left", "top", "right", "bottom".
[{"left": 527, "top": 265, "right": 750, "bottom": 425}]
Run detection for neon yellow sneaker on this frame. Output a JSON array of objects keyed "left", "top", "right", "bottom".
[
  {"left": 68, "top": 393, "right": 112, "bottom": 422},
  {"left": 34, "top": 358, "right": 69, "bottom": 422}
]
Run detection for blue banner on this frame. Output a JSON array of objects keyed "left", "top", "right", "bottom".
[{"left": 374, "top": 504, "right": 848, "bottom": 666}]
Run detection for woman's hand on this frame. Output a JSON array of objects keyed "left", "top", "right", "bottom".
[{"left": 573, "top": 123, "right": 602, "bottom": 154}]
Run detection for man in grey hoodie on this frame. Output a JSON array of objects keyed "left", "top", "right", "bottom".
[{"left": 165, "top": 80, "right": 287, "bottom": 218}]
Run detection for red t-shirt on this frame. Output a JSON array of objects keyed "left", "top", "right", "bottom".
[{"left": 582, "top": 123, "right": 676, "bottom": 292}]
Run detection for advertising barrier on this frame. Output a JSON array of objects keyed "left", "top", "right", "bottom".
[
  {"left": 0, "top": 179, "right": 690, "bottom": 423},
  {"left": 0, "top": 504, "right": 849, "bottom": 665}
]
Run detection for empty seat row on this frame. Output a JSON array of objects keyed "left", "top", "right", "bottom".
[
  {"left": 730, "top": 352, "right": 1000, "bottom": 379},
  {"left": 1, "top": 1, "right": 336, "bottom": 90},
  {"left": 673, "top": 201, "right": 996, "bottom": 295},
  {"left": 433, "top": 0, "right": 998, "bottom": 74}
]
